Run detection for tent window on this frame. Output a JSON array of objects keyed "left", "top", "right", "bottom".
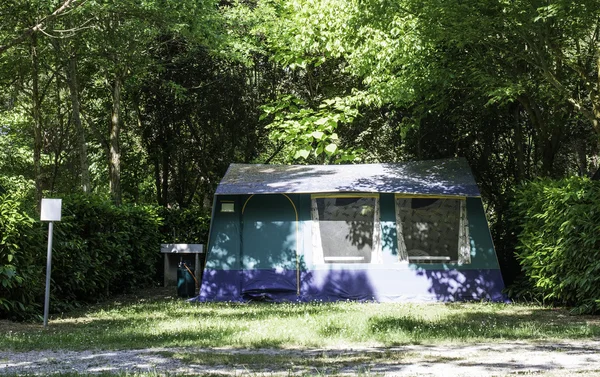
[
  {"left": 220, "top": 202, "right": 235, "bottom": 212},
  {"left": 311, "top": 196, "right": 381, "bottom": 264},
  {"left": 395, "top": 197, "right": 470, "bottom": 264}
]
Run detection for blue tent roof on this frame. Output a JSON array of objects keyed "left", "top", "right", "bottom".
[{"left": 215, "top": 158, "right": 480, "bottom": 197}]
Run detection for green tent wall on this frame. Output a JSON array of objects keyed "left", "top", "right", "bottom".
[{"left": 196, "top": 159, "right": 505, "bottom": 302}]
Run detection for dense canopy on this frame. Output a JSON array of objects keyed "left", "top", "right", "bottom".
[{"left": 1, "top": 0, "right": 600, "bottom": 314}]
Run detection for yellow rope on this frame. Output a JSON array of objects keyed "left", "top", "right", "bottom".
[{"left": 242, "top": 194, "right": 301, "bottom": 296}]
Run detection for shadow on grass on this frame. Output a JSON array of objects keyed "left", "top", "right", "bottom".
[
  {"left": 53, "top": 300, "right": 345, "bottom": 328},
  {"left": 137, "top": 345, "right": 600, "bottom": 376},
  {"left": 248, "top": 338, "right": 286, "bottom": 348},
  {"left": 3, "top": 320, "right": 238, "bottom": 351},
  {"left": 369, "top": 309, "right": 600, "bottom": 345},
  {"left": 2, "top": 300, "right": 347, "bottom": 351},
  {"left": 4, "top": 286, "right": 600, "bottom": 353},
  {"left": 96, "top": 327, "right": 238, "bottom": 348},
  {"left": 189, "top": 301, "right": 345, "bottom": 321}
]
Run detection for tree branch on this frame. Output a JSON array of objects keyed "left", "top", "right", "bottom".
[{"left": 0, "top": 0, "right": 83, "bottom": 55}]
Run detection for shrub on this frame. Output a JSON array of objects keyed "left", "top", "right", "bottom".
[
  {"left": 512, "top": 177, "right": 600, "bottom": 314},
  {"left": 0, "top": 192, "right": 212, "bottom": 320},
  {"left": 50, "top": 195, "right": 164, "bottom": 308},
  {"left": 0, "top": 194, "right": 39, "bottom": 316}
]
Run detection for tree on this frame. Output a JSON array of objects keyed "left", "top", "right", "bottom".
[
  {"left": 230, "top": 0, "right": 600, "bottom": 286},
  {"left": 137, "top": 38, "right": 277, "bottom": 207},
  {"left": 0, "top": 0, "right": 83, "bottom": 55}
]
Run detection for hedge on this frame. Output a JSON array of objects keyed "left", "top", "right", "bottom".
[
  {"left": 0, "top": 193, "right": 210, "bottom": 320},
  {"left": 512, "top": 177, "right": 600, "bottom": 314}
]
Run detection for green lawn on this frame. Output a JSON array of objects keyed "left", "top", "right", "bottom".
[{"left": 1, "top": 288, "right": 599, "bottom": 351}]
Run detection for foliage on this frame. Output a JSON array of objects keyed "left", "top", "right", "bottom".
[
  {"left": 159, "top": 206, "right": 210, "bottom": 244},
  {"left": 0, "top": 116, "right": 36, "bottom": 200},
  {"left": 0, "top": 189, "right": 214, "bottom": 320},
  {"left": 0, "top": 195, "right": 37, "bottom": 314},
  {"left": 262, "top": 95, "right": 362, "bottom": 163},
  {"left": 250, "top": 0, "right": 600, "bottom": 171},
  {"left": 512, "top": 177, "right": 600, "bottom": 314},
  {"left": 2, "top": 0, "right": 600, "bottom": 314},
  {"left": 49, "top": 195, "right": 164, "bottom": 309},
  {"left": 137, "top": 40, "right": 274, "bottom": 206},
  {"left": 0, "top": 193, "right": 162, "bottom": 319}
]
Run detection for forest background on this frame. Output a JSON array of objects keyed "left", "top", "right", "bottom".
[{"left": 1, "top": 0, "right": 600, "bottom": 317}]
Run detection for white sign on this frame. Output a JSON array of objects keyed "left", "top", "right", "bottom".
[{"left": 41, "top": 199, "right": 62, "bottom": 222}]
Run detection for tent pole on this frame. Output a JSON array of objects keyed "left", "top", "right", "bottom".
[{"left": 282, "top": 194, "right": 300, "bottom": 296}]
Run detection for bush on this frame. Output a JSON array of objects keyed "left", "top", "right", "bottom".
[
  {"left": 512, "top": 177, "right": 600, "bottom": 314},
  {"left": 1, "top": 193, "right": 211, "bottom": 320},
  {"left": 0, "top": 194, "right": 40, "bottom": 316},
  {"left": 50, "top": 195, "right": 164, "bottom": 308}
]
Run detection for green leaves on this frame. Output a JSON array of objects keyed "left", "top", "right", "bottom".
[
  {"left": 0, "top": 194, "right": 35, "bottom": 316},
  {"left": 324, "top": 143, "right": 337, "bottom": 155},
  {"left": 263, "top": 95, "right": 361, "bottom": 163},
  {"left": 294, "top": 149, "right": 311, "bottom": 159},
  {"left": 311, "top": 131, "right": 325, "bottom": 140},
  {"left": 0, "top": 191, "right": 212, "bottom": 320},
  {"left": 512, "top": 177, "right": 600, "bottom": 314}
]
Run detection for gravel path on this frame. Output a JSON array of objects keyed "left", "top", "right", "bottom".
[{"left": 2, "top": 340, "right": 600, "bottom": 376}]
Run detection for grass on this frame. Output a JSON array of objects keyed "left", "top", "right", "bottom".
[
  {"left": 1, "top": 287, "right": 599, "bottom": 352},
  {"left": 158, "top": 348, "right": 417, "bottom": 369}
]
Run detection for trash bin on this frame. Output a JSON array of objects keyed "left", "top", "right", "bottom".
[{"left": 177, "top": 263, "right": 196, "bottom": 298}]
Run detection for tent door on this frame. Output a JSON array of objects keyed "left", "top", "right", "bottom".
[{"left": 241, "top": 194, "right": 298, "bottom": 300}]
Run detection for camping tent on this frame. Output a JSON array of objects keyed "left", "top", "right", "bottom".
[{"left": 196, "top": 158, "right": 505, "bottom": 302}]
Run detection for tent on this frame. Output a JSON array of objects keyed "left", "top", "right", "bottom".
[{"left": 196, "top": 158, "right": 505, "bottom": 302}]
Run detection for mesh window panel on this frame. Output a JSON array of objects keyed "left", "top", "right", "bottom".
[
  {"left": 316, "top": 197, "right": 375, "bottom": 263},
  {"left": 397, "top": 198, "right": 461, "bottom": 262}
]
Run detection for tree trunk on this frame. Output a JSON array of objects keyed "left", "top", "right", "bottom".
[
  {"left": 593, "top": 52, "right": 600, "bottom": 135},
  {"left": 66, "top": 52, "right": 91, "bottom": 193},
  {"left": 161, "top": 147, "right": 169, "bottom": 207},
  {"left": 31, "top": 34, "right": 43, "bottom": 208},
  {"left": 518, "top": 95, "right": 559, "bottom": 176},
  {"left": 109, "top": 75, "right": 122, "bottom": 205},
  {"left": 154, "top": 154, "right": 162, "bottom": 204},
  {"left": 50, "top": 73, "right": 65, "bottom": 194},
  {"left": 513, "top": 103, "right": 525, "bottom": 182}
]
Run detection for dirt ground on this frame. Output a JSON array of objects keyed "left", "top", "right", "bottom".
[{"left": 2, "top": 340, "right": 600, "bottom": 376}]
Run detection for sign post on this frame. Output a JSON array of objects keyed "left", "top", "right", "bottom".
[{"left": 40, "top": 198, "right": 62, "bottom": 328}]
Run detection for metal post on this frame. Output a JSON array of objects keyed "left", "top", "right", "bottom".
[{"left": 43, "top": 221, "right": 54, "bottom": 328}]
